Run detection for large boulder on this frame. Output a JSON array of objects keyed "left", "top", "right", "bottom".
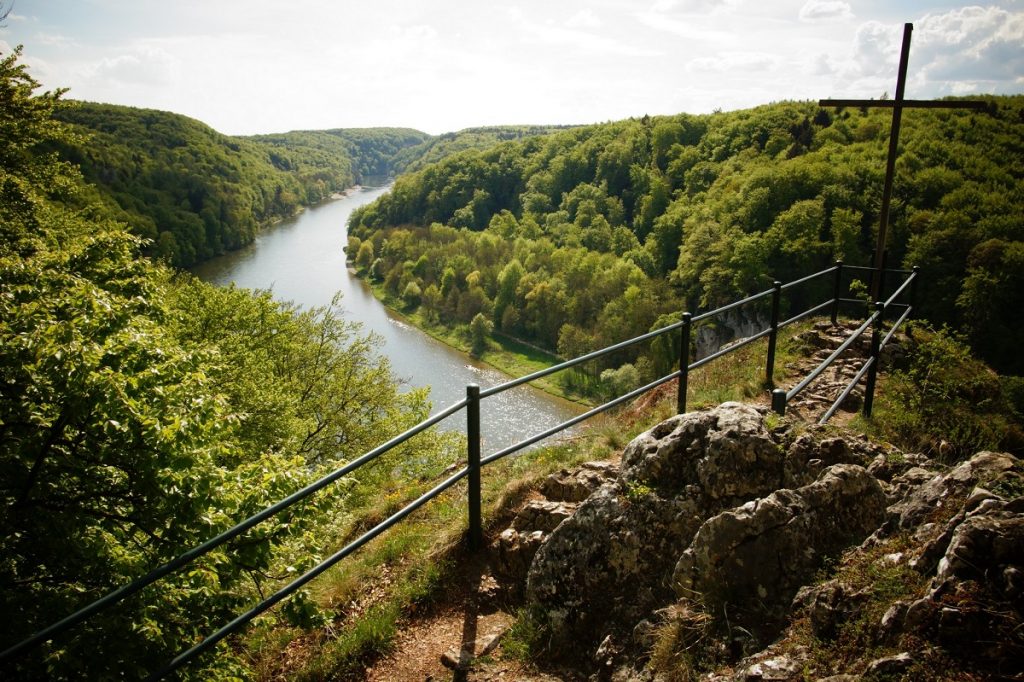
[
  {"left": 672, "top": 463, "right": 887, "bottom": 642},
  {"left": 526, "top": 403, "right": 788, "bottom": 652}
]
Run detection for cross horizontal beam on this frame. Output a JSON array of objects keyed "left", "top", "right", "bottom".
[{"left": 819, "top": 98, "right": 990, "bottom": 110}]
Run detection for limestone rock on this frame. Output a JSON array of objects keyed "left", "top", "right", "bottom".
[
  {"left": 493, "top": 463, "right": 616, "bottom": 584},
  {"left": 673, "top": 464, "right": 886, "bottom": 641},
  {"left": 526, "top": 404, "right": 787, "bottom": 652},
  {"left": 885, "top": 451, "right": 1018, "bottom": 533},
  {"left": 541, "top": 461, "right": 618, "bottom": 502}
]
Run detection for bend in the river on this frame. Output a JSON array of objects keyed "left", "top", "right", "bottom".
[{"left": 192, "top": 185, "right": 584, "bottom": 453}]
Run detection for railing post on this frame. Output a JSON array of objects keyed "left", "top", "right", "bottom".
[
  {"left": 765, "top": 281, "right": 782, "bottom": 388},
  {"left": 466, "top": 384, "right": 482, "bottom": 550},
  {"left": 877, "top": 249, "right": 889, "bottom": 303},
  {"left": 771, "top": 388, "right": 787, "bottom": 415},
  {"left": 909, "top": 265, "right": 920, "bottom": 312},
  {"left": 831, "top": 260, "right": 843, "bottom": 325},
  {"left": 863, "top": 303, "right": 883, "bottom": 418},
  {"left": 677, "top": 312, "right": 692, "bottom": 414}
]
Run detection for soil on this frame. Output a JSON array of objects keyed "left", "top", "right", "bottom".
[{"left": 361, "top": 546, "right": 565, "bottom": 682}]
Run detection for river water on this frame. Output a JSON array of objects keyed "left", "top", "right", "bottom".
[{"left": 192, "top": 185, "right": 584, "bottom": 454}]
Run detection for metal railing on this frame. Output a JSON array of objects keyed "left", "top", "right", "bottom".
[
  {"left": 1, "top": 261, "right": 917, "bottom": 679},
  {"left": 772, "top": 263, "right": 918, "bottom": 422}
]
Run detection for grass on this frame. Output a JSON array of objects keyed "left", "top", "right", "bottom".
[{"left": 238, "top": 313, "right": 834, "bottom": 679}]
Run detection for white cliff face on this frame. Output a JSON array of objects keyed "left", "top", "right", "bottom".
[{"left": 694, "top": 308, "right": 769, "bottom": 359}]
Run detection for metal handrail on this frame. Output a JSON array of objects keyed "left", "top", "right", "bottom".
[
  {"left": 818, "top": 358, "right": 874, "bottom": 424},
  {"left": 481, "top": 319, "right": 684, "bottom": 397},
  {"left": 150, "top": 466, "right": 471, "bottom": 680},
  {"left": 787, "top": 312, "right": 878, "bottom": 401},
  {"left": 4, "top": 261, "right": 915, "bottom": 678},
  {"left": 0, "top": 396, "right": 469, "bottom": 664},
  {"left": 782, "top": 268, "right": 918, "bottom": 420},
  {"left": 482, "top": 369, "right": 681, "bottom": 466},
  {"left": 780, "top": 265, "right": 838, "bottom": 291}
]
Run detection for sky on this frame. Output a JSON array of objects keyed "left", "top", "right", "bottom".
[{"left": 2, "top": 0, "right": 1022, "bottom": 136}]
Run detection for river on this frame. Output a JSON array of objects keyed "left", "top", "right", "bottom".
[{"left": 192, "top": 185, "right": 584, "bottom": 454}]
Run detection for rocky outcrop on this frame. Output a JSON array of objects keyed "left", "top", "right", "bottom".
[
  {"left": 525, "top": 404, "right": 787, "bottom": 653},
  {"left": 493, "top": 461, "right": 617, "bottom": 585},
  {"left": 506, "top": 403, "right": 1022, "bottom": 680},
  {"left": 673, "top": 463, "right": 886, "bottom": 641},
  {"left": 726, "top": 450, "right": 1024, "bottom": 681},
  {"left": 523, "top": 403, "right": 890, "bottom": 660}
]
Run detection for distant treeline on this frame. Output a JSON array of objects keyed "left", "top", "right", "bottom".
[
  {"left": 51, "top": 102, "right": 429, "bottom": 267},
  {"left": 349, "top": 97, "right": 1024, "bottom": 376}
]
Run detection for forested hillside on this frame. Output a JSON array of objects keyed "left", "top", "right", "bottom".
[
  {"left": 51, "top": 102, "right": 428, "bottom": 267},
  {"left": 349, "top": 97, "right": 1024, "bottom": 376},
  {"left": 390, "top": 124, "right": 579, "bottom": 174},
  {"left": 1, "top": 47, "right": 455, "bottom": 679}
]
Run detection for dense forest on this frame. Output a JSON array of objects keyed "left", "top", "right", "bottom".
[
  {"left": 0, "top": 47, "right": 457, "bottom": 678},
  {"left": 390, "top": 124, "right": 580, "bottom": 174},
  {"left": 348, "top": 96, "right": 1024, "bottom": 379},
  {"left": 52, "top": 102, "right": 428, "bottom": 267}
]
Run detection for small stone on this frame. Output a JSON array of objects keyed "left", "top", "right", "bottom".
[{"left": 865, "top": 652, "right": 913, "bottom": 676}]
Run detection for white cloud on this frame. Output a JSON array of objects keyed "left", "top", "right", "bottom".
[
  {"left": 914, "top": 7, "right": 1024, "bottom": 85},
  {"left": 511, "top": 10, "right": 659, "bottom": 58},
  {"left": 839, "top": 8, "right": 1024, "bottom": 98},
  {"left": 566, "top": 9, "right": 602, "bottom": 29},
  {"left": 799, "top": 0, "right": 854, "bottom": 24},
  {"left": 687, "top": 51, "right": 778, "bottom": 73},
  {"left": 91, "top": 45, "right": 177, "bottom": 86}
]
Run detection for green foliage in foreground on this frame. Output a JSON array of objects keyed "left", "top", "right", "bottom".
[
  {"left": 0, "top": 46, "right": 454, "bottom": 679},
  {"left": 872, "top": 325, "right": 1023, "bottom": 460},
  {"left": 349, "top": 97, "right": 1024, "bottom": 376}
]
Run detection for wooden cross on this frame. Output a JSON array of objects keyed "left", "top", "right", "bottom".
[{"left": 819, "top": 22, "right": 989, "bottom": 301}]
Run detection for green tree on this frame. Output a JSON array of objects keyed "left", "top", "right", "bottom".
[{"left": 469, "top": 312, "right": 493, "bottom": 357}]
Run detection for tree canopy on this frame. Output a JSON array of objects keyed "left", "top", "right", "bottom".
[
  {"left": 349, "top": 97, "right": 1024, "bottom": 376},
  {"left": 51, "top": 102, "right": 429, "bottom": 267}
]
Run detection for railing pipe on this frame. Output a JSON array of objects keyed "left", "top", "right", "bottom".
[
  {"left": 690, "top": 287, "right": 773, "bottom": 323},
  {"left": 831, "top": 260, "right": 843, "bottom": 324},
  {"left": 481, "top": 319, "right": 683, "bottom": 397},
  {"left": 787, "top": 311, "right": 878, "bottom": 401},
  {"left": 883, "top": 269, "right": 916, "bottom": 308},
  {"left": 678, "top": 312, "right": 691, "bottom": 413},
  {"left": 482, "top": 370, "right": 682, "bottom": 466},
  {"left": 466, "top": 385, "right": 482, "bottom": 551},
  {"left": 818, "top": 357, "right": 874, "bottom": 425},
  {"left": 688, "top": 327, "right": 773, "bottom": 372},
  {"left": 881, "top": 305, "right": 913, "bottom": 350},
  {"left": 149, "top": 466, "right": 471, "bottom": 680},
  {"left": 779, "top": 299, "right": 833, "bottom": 330},
  {"left": 863, "top": 302, "right": 884, "bottom": 417},
  {"left": 779, "top": 264, "right": 838, "bottom": 291},
  {"left": 765, "top": 281, "right": 782, "bottom": 387},
  {"left": 0, "top": 395, "right": 469, "bottom": 664}
]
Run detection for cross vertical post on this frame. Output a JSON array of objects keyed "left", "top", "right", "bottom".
[
  {"left": 870, "top": 23, "right": 913, "bottom": 302},
  {"left": 819, "top": 22, "right": 988, "bottom": 302}
]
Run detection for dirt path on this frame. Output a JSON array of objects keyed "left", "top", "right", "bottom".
[{"left": 362, "top": 553, "right": 537, "bottom": 682}]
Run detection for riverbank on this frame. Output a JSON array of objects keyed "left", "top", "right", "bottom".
[{"left": 356, "top": 273, "right": 593, "bottom": 407}]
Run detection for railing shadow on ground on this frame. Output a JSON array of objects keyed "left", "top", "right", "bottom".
[{"left": 1, "top": 260, "right": 919, "bottom": 679}]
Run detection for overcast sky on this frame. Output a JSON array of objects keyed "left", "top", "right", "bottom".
[{"left": 2, "top": 1, "right": 1021, "bottom": 136}]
